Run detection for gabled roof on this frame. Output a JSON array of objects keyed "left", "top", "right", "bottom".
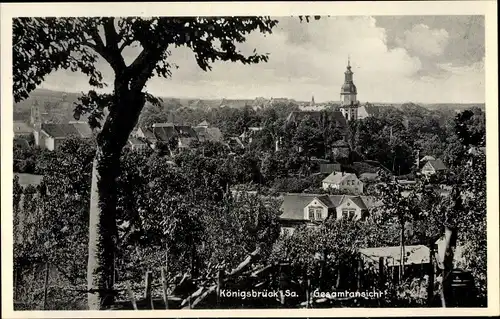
[
  {"left": 197, "top": 120, "right": 210, "bottom": 127},
  {"left": 152, "top": 122, "right": 175, "bottom": 128},
  {"left": 357, "top": 104, "right": 371, "bottom": 118},
  {"left": 315, "top": 195, "right": 336, "bottom": 208},
  {"left": 156, "top": 126, "right": 178, "bottom": 141},
  {"left": 13, "top": 121, "right": 33, "bottom": 135},
  {"left": 420, "top": 155, "right": 436, "bottom": 162},
  {"left": 194, "top": 126, "right": 223, "bottom": 142},
  {"left": 138, "top": 127, "right": 157, "bottom": 140},
  {"left": 70, "top": 121, "right": 93, "bottom": 138},
  {"left": 345, "top": 196, "right": 368, "bottom": 210},
  {"left": 41, "top": 123, "right": 80, "bottom": 138},
  {"left": 280, "top": 194, "right": 318, "bottom": 220},
  {"left": 426, "top": 159, "right": 447, "bottom": 171},
  {"left": 128, "top": 137, "right": 147, "bottom": 146},
  {"left": 320, "top": 163, "right": 342, "bottom": 174},
  {"left": 323, "top": 172, "right": 356, "bottom": 185},
  {"left": 279, "top": 193, "right": 376, "bottom": 220}
]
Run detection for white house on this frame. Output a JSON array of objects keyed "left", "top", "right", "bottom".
[
  {"left": 36, "top": 122, "right": 92, "bottom": 151},
  {"left": 279, "top": 193, "right": 376, "bottom": 235},
  {"left": 421, "top": 159, "right": 447, "bottom": 176},
  {"left": 322, "top": 171, "right": 364, "bottom": 194}
]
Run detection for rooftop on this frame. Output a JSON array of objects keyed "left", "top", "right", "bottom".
[
  {"left": 323, "top": 171, "right": 356, "bottom": 185},
  {"left": 15, "top": 173, "right": 43, "bottom": 187},
  {"left": 279, "top": 193, "right": 376, "bottom": 220}
]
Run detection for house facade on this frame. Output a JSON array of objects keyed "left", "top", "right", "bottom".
[
  {"left": 126, "top": 137, "right": 150, "bottom": 152},
  {"left": 421, "top": 159, "right": 447, "bottom": 176},
  {"left": 36, "top": 122, "right": 93, "bottom": 151},
  {"left": 322, "top": 172, "right": 364, "bottom": 194},
  {"left": 279, "top": 193, "right": 376, "bottom": 234}
]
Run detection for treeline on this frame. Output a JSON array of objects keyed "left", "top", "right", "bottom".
[{"left": 14, "top": 105, "right": 486, "bottom": 194}]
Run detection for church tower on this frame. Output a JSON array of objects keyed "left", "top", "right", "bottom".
[
  {"left": 339, "top": 57, "right": 360, "bottom": 121},
  {"left": 30, "top": 100, "right": 42, "bottom": 130}
]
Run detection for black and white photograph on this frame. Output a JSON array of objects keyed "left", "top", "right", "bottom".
[{"left": 1, "top": 1, "right": 498, "bottom": 317}]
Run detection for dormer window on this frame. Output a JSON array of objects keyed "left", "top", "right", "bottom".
[{"left": 308, "top": 206, "right": 324, "bottom": 221}]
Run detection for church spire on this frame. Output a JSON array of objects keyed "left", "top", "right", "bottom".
[{"left": 340, "top": 55, "right": 359, "bottom": 120}]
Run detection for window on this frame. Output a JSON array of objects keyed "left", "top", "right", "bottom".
[
  {"left": 315, "top": 211, "right": 322, "bottom": 220},
  {"left": 308, "top": 210, "right": 314, "bottom": 220},
  {"left": 342, "top": 209, "right": 356, "bottom": 220},
  {"left": 308, "top": 206, "right": 324, "bottom": 221}
]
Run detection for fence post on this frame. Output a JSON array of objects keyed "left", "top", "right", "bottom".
[
  {"left": 144, "top": 271, "right": 153, "bottom": 309},
  {"left": 161, "top": 267, "right": 169, "bottom": 309},
  {"left": 427, "top": 245, "right": 435, "bottom": 306},
  {"left": 126, "top": 283, "right": 138, "bottom": 310},
  {"left": 278, "top": 264, "right": 285, "bottom": 307},
  {"left": 378, "top": 257, "right": 385, "bottom": 290},
  {"left": 43, "top": 262, "right": 49, "bottom": 310},
  {"left": 357, "top": 257, "right": 363, "bottom": 290},
  {"left": 216, "top": 268, "right": 223, "bottom": 308}
]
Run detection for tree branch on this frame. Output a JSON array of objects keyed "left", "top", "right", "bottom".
[
  {"left": 103, "top": 18, "right": 127, "bottom": 72},
  {"left": 85, "top": 20, "right": 126, "bottom": 73},
  {"left": 103, "top": 18, "right": 120, "bottom": 51},
  {"left": 118, "top": 38, "right": 135, "bottom": 52},
  {"left": 127, "top": 47, "right": 166, "bottom": 92}
]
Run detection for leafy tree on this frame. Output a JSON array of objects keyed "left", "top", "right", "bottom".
[
  {"left": 203, "top": 192, "right": 281, "bottom": 269},
  {"left": 291, "top": 116, "right": 324, "bottom": 159},
  {"left": 14, "top": 16, "right": 279, "bottom": 309}
]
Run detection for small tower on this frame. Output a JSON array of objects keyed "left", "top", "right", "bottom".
[
  {"left": 30, "top": 100, "right": 42, "bottom": 130},
  {"left": 339, "top": 57, "right": 360, "bottom": 121}
]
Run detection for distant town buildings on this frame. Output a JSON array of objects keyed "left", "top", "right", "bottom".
[{"left": 297, "top": 58, "right": 372, "bottom": 121}]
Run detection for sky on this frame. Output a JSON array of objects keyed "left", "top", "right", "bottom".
[{"left": 39, "top": 15, "right": 485, "bottom": 104}]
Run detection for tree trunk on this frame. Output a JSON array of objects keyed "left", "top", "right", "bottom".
[
  {"left": 441, "top": 225, "right": 457, "bottom": 307},
  {"left": 87, "top": 88, "right": 146, "bottom": 310},
  {"left": 427, "top": 244, "right": 435, "bottom": 306},
  {"left": 87, "top": 148, "right": 120, "bottom": 309}
]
